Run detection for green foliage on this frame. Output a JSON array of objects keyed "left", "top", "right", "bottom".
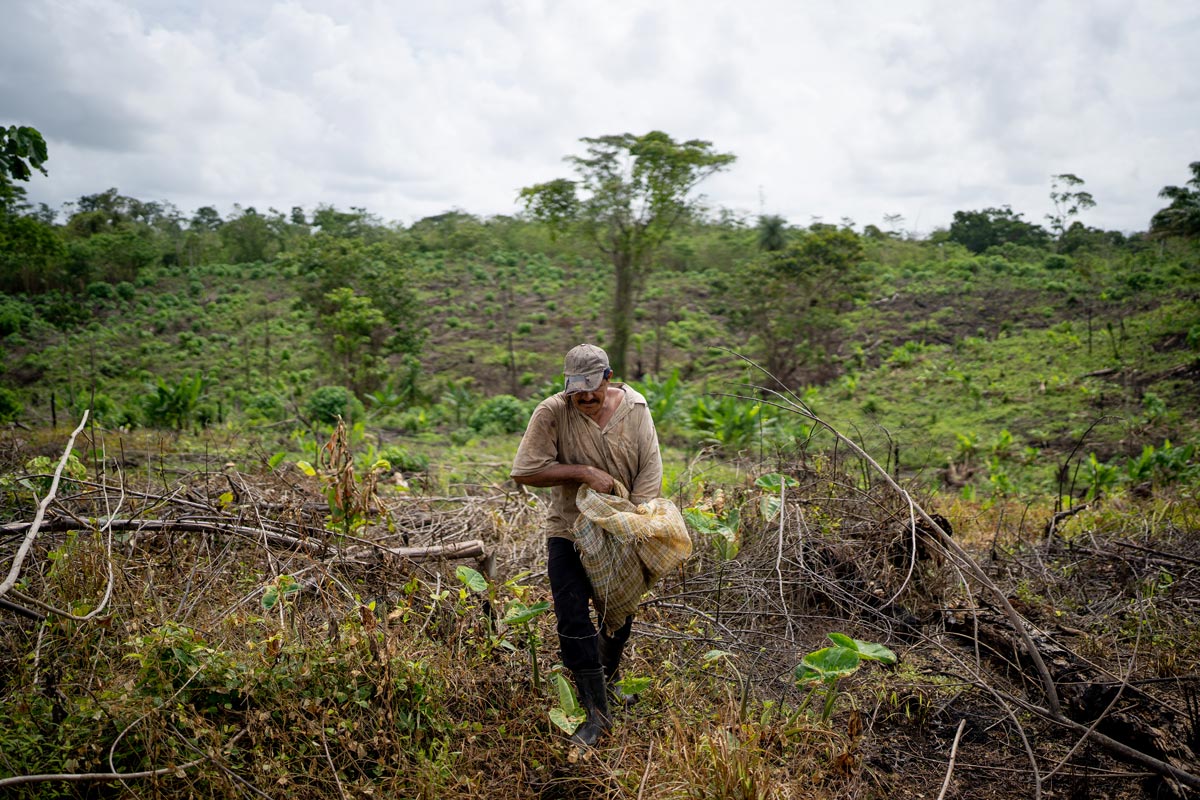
[
  {"left": 689, "top": 395, "right": 770, "bottom": 452},
  {"left": 520, "top": 130, "right": 736, "bottom": 377},
  {"left": 795, "top": 633, "right": 898, "bottom": 722},
  {"left": 725, "top": 224, "right": 867, "bottom": 384},
  {"left": 754, "top": 472, "right": 800, "bottom": 521},
  {"left": 0, "top": 295, "right": 35, "bottom": 336},
  {"left": 379, "top": 444, "right": 430, "bottom": 473},
  {"left": 947, "top": 206, "right": 1050, "bottom": 254},
  {"left": 304, "top": 385, "right": 363, "bottom": 426},
  {"left": 632, "top": 368, "right": 686, "bottom": 434},
  {"left": 141, "top": 372, "right": 210, "bottom": 430},
  {"left": 0, "top": 386, "right": 22, "bottom": 423},
  {"left": 1150, "top": 161, "right": 1200, "bottom": 238},
  {"left": 684, "top": 505, "right": 740, "bottom": 561},
  {"left": 468, "top": 394, "right": 527, "bottom": 435}
]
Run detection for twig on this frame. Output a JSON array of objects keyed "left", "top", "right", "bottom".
[
  {"left": 0, "top": 412, "right": 89, "bottom": 598},
  {"left": 636, "top": 738, "right": 654, "bottom": 800},
  {"left": 936, "top": 718, "right": 967, "bottom": 800},
  {"left": 321, "top": 719, "right": 349, "bottom": 800}
]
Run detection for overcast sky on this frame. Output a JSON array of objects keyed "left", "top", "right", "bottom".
[{"left": 3, "top": 0, "right": 1197, "bottom": 234}]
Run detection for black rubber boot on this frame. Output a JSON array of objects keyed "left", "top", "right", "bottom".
[
  {"left": 599, "top": 633, "right": 639, "bottom": 708},
  {"left": 569, "top": 667, "right": 610, "bottom": 748}
]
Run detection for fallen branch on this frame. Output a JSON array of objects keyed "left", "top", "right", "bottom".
[
  {"left": 0, "top": 412, "right": 89, "bottom": 599},
  {"left": 720, "top": 353, "right": 1064, "bottom": 717},
  {"left": 936, "top": 718, "right": 967, "bottom": 800}
]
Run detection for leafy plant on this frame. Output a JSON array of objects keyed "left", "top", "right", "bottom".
[
  {"left": 468, "top": 394, "right": 527, "bottom": 435},
  {"left": 549, "top": 672, "right": 587, "bottom": 735},
  {"left": 684, "top": 505, "right": 740, "bottom": 561},
  {"left": 754, "top": 472, "right": 800, "bottom": 521},
  {"left": 794, "top": 633, "right": 897, "bottom": 721},
  {"left": 689, "top": 395, "right": 771, "bottom": 452},
  {"left": 304, "top": 384, "right": 363, "bottom": 426},
  {"left": 297, "top": 418, "right": 390, "bottom": 534},
  {"left": 141, "top": 372, "right": 210, "bottom": 430},
  {"left": 501, "top": 599, "right": 551, "bottom": 691},
  {"left": 0, "top": 387, "right": 22, "bottom": 423}
]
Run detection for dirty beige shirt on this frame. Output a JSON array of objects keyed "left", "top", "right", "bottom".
[{"left": 510, "top": 384, "right": 663, "bottom": 541}]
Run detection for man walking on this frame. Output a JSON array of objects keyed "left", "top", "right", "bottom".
[{"left": 510, "top": 344, "right": 663, "bottom": 747}]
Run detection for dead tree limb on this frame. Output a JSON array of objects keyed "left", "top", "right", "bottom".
[{"left": 0, "top": 412, "right": 90, "bottom": 599}]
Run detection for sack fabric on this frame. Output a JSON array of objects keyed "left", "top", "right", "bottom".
[{"left": 572, "top": 482, "right": 693, "bottom": 635}]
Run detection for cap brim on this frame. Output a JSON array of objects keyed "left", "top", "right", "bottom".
[{"left": 564, "top": 371, "right": 605, "bottom": 394}]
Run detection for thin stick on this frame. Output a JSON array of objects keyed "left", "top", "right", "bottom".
[
  {"left": 636, "top": 738, "right": 655, "bottom": 800},
  {"left": 936, "top": 718, "right": 968, "bottom": 800},
  {"left": 321, "top": 720, "right": 349, "bottom": 800},
  {"left": 0, "top": 412, "right": 89, "bottom": 598}
]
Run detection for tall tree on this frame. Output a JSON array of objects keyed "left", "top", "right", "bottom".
[
  {"left": 1046, "top": 173, "right": 1096, "bottom": 245},
  {"left": 756, "top": 214, "right": 789, "bottom": 252},
  {"left": 726, "top": 225, "right": 866, "bottom": 386},
  {"left": 0, "top": 125, "right": 63, "bottom": 292},
  {"left": 0, "top": 125, "right": 48, "bottom": 212},
  {"left": 947, "top": 207, "right": 1050, "bottom": 254},
  {"left": 1150, "top": 161, "right": 1200, "bottom": 239},
  {"left": 520, "top": 131, "right": 735, "bottom": 378}
]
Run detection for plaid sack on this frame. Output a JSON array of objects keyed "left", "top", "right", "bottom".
[{"left": 572, "top": 482, "right": 693, "bottom": 635}]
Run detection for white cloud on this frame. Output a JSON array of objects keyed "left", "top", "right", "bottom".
[{"left": 1, "top": 0, "right": 1196, "bottom": 232}]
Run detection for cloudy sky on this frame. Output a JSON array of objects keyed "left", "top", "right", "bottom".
[{"left": 3, "top": 0, "right": 1196, "bottom": 234}]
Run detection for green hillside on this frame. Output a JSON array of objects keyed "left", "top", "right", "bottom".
[{"left": 2, "top": 211, "right": 1197, "bottom": 503}]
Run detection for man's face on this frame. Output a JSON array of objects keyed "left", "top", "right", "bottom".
[{"left": 570, "top": 377, "right": 610, "bottom": 418}]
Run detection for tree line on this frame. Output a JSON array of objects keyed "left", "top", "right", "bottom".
[{"left": 2, "top": 124, "right": 1198, "bottom": 395}]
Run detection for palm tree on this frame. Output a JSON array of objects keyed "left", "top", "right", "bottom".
[{"left": 756, "top": 214, "right": 788, "bottom": 252}]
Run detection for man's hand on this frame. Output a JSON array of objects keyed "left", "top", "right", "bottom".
[{"left": 582, "top": 466, "right": 616, "bottom": 495}]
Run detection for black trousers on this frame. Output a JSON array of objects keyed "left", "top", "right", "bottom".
[{"left": 547, "top": 536, "right": 633, "bottom": 672}]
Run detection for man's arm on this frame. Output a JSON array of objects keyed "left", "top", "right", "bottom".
[{"left": 512, "top": 463, "right": 616, "bottom": 494}]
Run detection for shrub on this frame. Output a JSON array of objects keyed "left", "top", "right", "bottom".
[
  {"left": 115, "top": 281, "right": 136, "bottom": 301},
  {"left": 0, "top": 297, "right": 34, "bottom": 337},
  {"left": 304, "top": 386, "right": 363, "bottom": 425},
  {"left": 0, "top": 387, "right": 22, "bottom": 423},
  {"left": 379, "top": 445, "right": 430, "bottom": 473},
  {"left": 468, "top": 394, "right": 528, "bottom": 435},
  {"left": 245, "top": 392, "right": 286, "bottom": 422},
  {"left": 86, "top": 281, "right": 117, "bottom": 300}
]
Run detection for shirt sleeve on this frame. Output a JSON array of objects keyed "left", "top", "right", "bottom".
[
  {"left": 629, "top": 406, "right": 663, "bottom": 504},
  {"left": 510, "top": 403, "right": 560, "bottom": 477}
]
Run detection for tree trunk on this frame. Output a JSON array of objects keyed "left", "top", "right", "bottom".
[{"left": 611, "top": 253, "right": 635, "bottom": 379}]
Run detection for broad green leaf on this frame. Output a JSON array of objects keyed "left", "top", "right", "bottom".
[
  {"left": 851, "top": 639, "right": 898, "bottom": 664},
  {"left": 217, "top": 491, "right": 234, "bottom": 508},
  {"left": 295, "top": 460, "right": 316, "bottom": 477},
  {"left": 369, "top": 458, "right": 391, "bottom": 472},
  {"left": 759, "top": 495, "right": 782, "bottom": 521},
  {"left": 455, "top": 565, "right": 487, "bottom": 593},
  {"left": 267, "top": 452, "right": 286, "bottom": 470},
  {"left": 703, "top": 649, "right": 733, "bottom": 663},
  {"left": 616, "top": 676, "right": 652, "bottom": 695},
  {"left": 549, "top": 707, "right": 585, "bottom": 735},
  {"left": 795, "top": 646, "right": 860, "bottom": 684},
  {"left": 826, "top": 632, "right": 856, "bottom": 650},
  {"left": 553, "top": 672, "right": 580, "bottom": 714},
  {"left": 261, "top": 587, "right": 279, "bottom": 610},
  {"left": 502, "top": 600, "right": 551, "bottom": 626},
  {"left": 754, "top": 473, "right": 799, "bottom": 491}
]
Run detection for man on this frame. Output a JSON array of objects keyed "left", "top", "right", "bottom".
[{"left": 510, "top": 344, "right": 663, "bottom": 747}]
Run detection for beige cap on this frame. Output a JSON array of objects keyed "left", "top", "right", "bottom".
[{"left": 563, "top": 344, "right": 610, "bottom": 394}]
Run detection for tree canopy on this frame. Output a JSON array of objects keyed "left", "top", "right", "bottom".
[
  {"left": 520, "top": 131, "right": 736, "bottom": 378},
  {"left": 947, "top": 207, "right": 1049, "bottom": 254},
  {"left": 1150, "top": 161, "right": 1200, "bottom": 239}
]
